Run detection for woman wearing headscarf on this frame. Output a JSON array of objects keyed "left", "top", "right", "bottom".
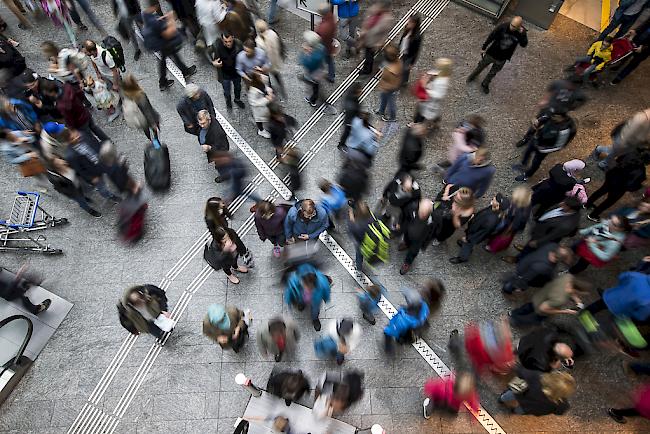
[
  {"left": 530, "top": 159, "right": 585, "bottom": 218},
  {"left": 203, "top": 303, "right": 248, "bottom": 352}
]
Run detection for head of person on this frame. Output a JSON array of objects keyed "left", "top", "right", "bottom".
[
  {"left": 318, "top": 179, "right": 333, "bottom": 193},
  {"left": 41, "top": 79, "right": 60, "bottom": 98},
  {"left": 467, "top": 114, "right": 485, "bottom": 129},
  {"left": 638, "top": 197, "right": 650, "bottom": 214},
  {"left": 383, "top": 44, "right": 399, "bottom": 63},
  {"left": 20, "top": 69, "right": 39, "bottom": 92},
  {"left": 608, "top": 214, "right": 632, "bottom": 233},
  {"left": 472, "top": 147, "right": 490, "bottom": 166},
  {"left": 146, "top": 0, "right": 161, "bottom": 12},
  {"left": 405, "top": 14, "right": 421, "bottom": 33},
  {"left": 257, "top": 200, "right": 276, "bottom": 220},
  {"left": 561, "top": 196, "right": 581, "bottom": 213},
  {"left": 602, "top": 35, "right": 614, "bottom": 49},
  {"left": 398, "top": 172, "right": 414, "bottom": 192},
  {"left": 410, "top": 122, "right": 428, "bottom": 137},
  {"left": 562, "top": 159, "right": 585, "bottom": 178},
  {"left": 366, "top": 284, "right": 382, "bottom": 299},
  {"left": 82, "top": 40, "right": 98, "bottom": 57},
  {"left": 185, "top": 83, "right": 202, "bottom": 101},
  {"left": 99, "top": 140, "right": 118, "bottom": 166},
  {"left": 254, "top": 19, "right": 268, "bottom": 36},
  {"left": 212, "top": 226, "right": 231, "bottom": 247},
  {"left": 509, "top": 16, "right": 523, "bottom": 32},
  {"left": 221, "top": 32, "right": 235, "bottom": 49},
  {"left": 268, "top": 318, "right": 287, "bottom": 338},
  {"left": 127, "top": 287, "right": 148, "bottom": 307},
  {"left": 550, "top": 246, "right": 573, "bottom": 265},
  {"left": 330, "top": 384, "right": 351, "bottom": 413},
  {"left": 299, "top": 199, "right": 317, "bottom": 221},
  {"left": 420, "top": 279, "right": 445, "bottom": 312},
  {"left": 453, "top": 372, "right": 476, "bottom": 400},
  {"left": 197, "top": 109, "right": 211, "bottom": 129},
  {"left": 207, "top": 303, "right": 230, "bottom": 329},
  {"left": 418, "top": 198, "right": 433, "bottom": 219},
  {"left": 354, "top": 200, "right": 371, "bottom": 220},
  {"left": 540, "top": 371, "right": 576, "bottom": 404},
  {"left": 249, "top": 72, "right": 266, "bottom": 91},
  {"left": 281, "top": 372, "right": 306, "bottom": 398},
  {"left": 303, "top": 30, "right": 321, "bottom": 51},
  {"left": 454, "top": 187, "right": 475, "bottom": 210},
  {"left": 511, "top": 185, "right": 532, "bottom": 209},
  {"left": 243, "top": 39, "right": 256, "bottom": 57},
  {"left": 205, "top": 197, "right": 229, "bottom": 222},
  {"left": 121, "top": 74, "right": 144, "bottom": 99},
  {"left": 490, "top": 193, "right": 509, "bottom": 213},
  {"left": 40, "top": 41, "right": 60, "bottom": 62},
  {"left": 434, "top": 57, "right": 453, "bottom": 77},
  {"left": 301, "top": 273, "right": 317, "bottom": 291},
  {"left": 550, "top": 342, "right": 574, "bottom": 369},
  {"left": 317, "top": 3, "right": 330, "bottom": 17}
]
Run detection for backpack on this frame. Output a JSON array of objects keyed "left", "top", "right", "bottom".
[
  {"left": 123, "top": 98, "right": 147, "bottom": 129},
  {"left": 101, "top": 36, "right": 126, "bottom": 72},
  {"left": 360, "top": 213, "right": 391, "bottom": 264},
  {"left": 117, "top": 302, "right": 139, "bottom": 334}
]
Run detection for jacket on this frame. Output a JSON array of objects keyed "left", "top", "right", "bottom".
[
  {"left": 342, "top": 89, "right": 361, "bottom": 125},
  {"left": 202, "top": 306, "right": 245, "bottom": 349},
  {"left": 464, "top": 206, "right": 500, "bottom": 244},
  {"left": 587, "top": 40, "right": 612, "bottom": 70},
  {"left": 399, "top": 30, "right": 422, "bottom": 66},
  {"left": 604, "top": 156, "right": 647, "bottom": 192},
  {"left": 257, "top": 317, "right": 298, "bottom": 356},
  {"left": 131, "top": 92, "right": 160, "bottom": 128},
  {"left": 284, "top": 201, "right": 329, "bottom": 239},
  {"left": 423, "top": 375, "right": 480, "bottom": 412},
  {"left": 512, "top": 366, "right": 570, "bottom": 416},
  {"left": 284, "top": 263, "right": 331, "bottom": 308},
  {"left": 384, "top": 300, "right": 429, "bottom": 338},
  {"left": 195, "top": 0, "right": 225, "bottom": 28},
  {"left": 338, "top": 160, "right": 369, "bottom": 201},
  {"left": 26, "top": 78, "right": 62, "bottom": 121},
  {"left": 618, "top": 108, "right": 650, "bottom": 151},
  {"left": 247, "top": 85, "right": 270, "bottom": 123},
  {"left": 482, "top": 22, "right": 528, "bottom": 61},
  {"left": 360, "top": 10, "right": 392, "bottom": 48},
  {"left": 378, "top": 61, "right": 402, "bottom": 92},
  {"left": 201, "top": 120, "right": 229, "bottom": 154},
  {"left": 517, "top": 327, "right": 568, "bottom": 372},
  {"left": 444, "top": 153, "right": 495, "bottom": 198},
  {"left": 300, "top": 44, "right": 326, "bottom": 77},
  {"left": 615, "top": 207, "right": 650, "bottom": 239},
  {"left": 603, "top": 272, "right": 650, "bottom": 321},
  {"left": 316, "top": 12, "right": 337, "bottom": 55},
  {"left": 0, "top": 98, "right": 38, "bottom": 132},
  {"left": 529, "top": 210, "right": 580, "bottom": 246},
  {"left": 64, "top": 140, "right": 105, "bottom": 182},
  {"left": 319, "top": 184, "right": 347, "bottom": 214},
  {"left": 532, "top": 164, "right": 577, "bottom": 208},
  {"left": 578, "top": 221, "right": 626, "bottom": 262},
  {"left": 448, "top": 120, "right": 485, "bottom": 163},
  {"left": 119, "top": 285, "right": 167, "bottom": 334},
  {"left": 255, "top": 204, "right": 289, "bottom": 241},
  {"left": 346, "top": 117, "right": 378, "bottom": 158},
  {"left": 214, "top": 38, "right": 242, "bottom": 80},
  {"left": 402, "top": 200, "right": 436, "bottom": 249},
  {"left": 330, "top": 0, "right": 359, "bottom": 18},
  {"left": 533, "top": 116, "right": 577, "bottom": 154},
  {"left": 383, "top": 177, "right": 421, "bottom": 209},
  {"left": 256, "top": 29, "right": 283, "bottom": 72},
  {"left": 613, "top": 0, "right": 648, "bottom": 19},
  {"left": 513, "top": 242, "right": 558, "bottom": 290},
  {"left": 418, "top": 76, "right": 449, "bottom": 120},
  {"left": 176, "top": 91, "right": 216, "bottom": 135},
  {"left": 0, "top": 35, "right": 26, "bottom": 78},
  {"left": 399, "top": 128, "right": 424, "bottom": 170}
]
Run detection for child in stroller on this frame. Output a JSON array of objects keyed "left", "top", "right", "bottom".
[{"left": 568, "top": 36, "right": 635, "bottom": 86}]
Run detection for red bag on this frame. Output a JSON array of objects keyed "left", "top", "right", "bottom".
[
  {"left": 575, "top": 240, "right": 607, "bottom": 267},
  {"left": 411, "top": 79, "right": 428, "bottom": 101},
  {"left": 486, "top": 233, "right": 514, "bottom": 253}
]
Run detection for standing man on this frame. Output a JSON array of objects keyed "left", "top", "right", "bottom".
[
  {"left": 597, "top": 0, "right": 649, "bottom": 41},
  {"left": 213, "top": 33, "right": 245, "bottom": 111},
  {"left": 316, "top": 3, "right": 337, "bottom": 83},
  {"left": 467, "top": 16, "right": 528, "bottom": 94}
]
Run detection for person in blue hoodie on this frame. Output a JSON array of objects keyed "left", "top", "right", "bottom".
[
  {"left": 443, "top": 148, "right": 496, "bottom": 198},
  {"left": 584, "top": 271, "right": 650, "bottom": 322},
  {"left": 331, "top": 0, "right": 360, "bottom": 58},
  {"left": 299, "top": 30, "right": 326, "bottom": 107},
  {"left": 0, "top": 97, "right": 39, "bottom": 133},
  {"left": 318, "top": 179, "right": 347, "bottom": 229},
  {"left": 383, "top": 287, "right": 430, "bottom": 354},
  {"left": 283, "top": 262, "right": 332, "bottom": 330},
  {"left": 284, "top": 199, "right": 330, "bottom": 243}
]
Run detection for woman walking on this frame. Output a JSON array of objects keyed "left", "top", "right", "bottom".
[
  {"left": 399, "top": 14, "right": 422, "bottom": 86},
  {"left": 121, "top": 74, "right": 161, "bottom": 141},
  {"left": 248, "top": 72, "right": 273, "bottom": 138},
  {"left": 204, "top": 226, "right": 250, "bottom": 284},
  {"left": 569, "top": 214, "right": 631, "bottom": 274},
  {"left": 531, "top": 159, "right": 585, "bottom": 219}
]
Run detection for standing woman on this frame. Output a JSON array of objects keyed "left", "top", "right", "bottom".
[
  {"left": 413, "top": 58, "right": 452, "bottom": 131},
  {"left": 486, "top": 185, "right": 532, "bottom": 253},
  {"left": 248, "top": 72, "right": 273, "bottom": 138},
  {"left": 254, "top": 19, "right": 287, "bottom": 100},
  {"left": 431, "top": 185, "right": 475, "bottom": 245},
  {"left": 205, "top": 196, "right": 233, "bottom": 237},
  {"left": 121, "top": 74, "right": 161, "bottom": 141},
  {"left": 254, "top": 200, "right": 290, "bottom": 257},
  {"left": 204, "top": 226, "right": 249, "bottom": 284},
  {"left": 399, "top": 14, "right": 422, "bottom": 87},
  {"left": 375, "top": 44, "right": 402, "bottom": 123},
  {"left": 531, "top": 159, "right": 585, "bottom": 219}
]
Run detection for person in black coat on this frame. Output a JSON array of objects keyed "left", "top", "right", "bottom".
[
  {"left": 197, "top": 110, "right": 230, "bottom": 182},
  {"left": 176, "top": 84, "right": 216, "bottom": 135},
  {"left": 338, "top": 83, "right": 362, "bottom": 150},
  {"left": 586, "top": 150, "right": 649, "bottom": 220},
  {"left": 381, "top": 172, "right": 421, "bottom": 231},
  {"left": 204, "top": 225, "right": 249, "bottom": 284},
  {"left": 338, "top": 158, "right": 369, "bottom": 205},
  {"left": 517, "top": 327, "right": 576, "bottom": 372},
  {"left": 399, "top": 198, "right": 436, "bottom": 274},
  {"left": 399, "top": 14, "right": 422, "bottom": 86},
  {"left": 398, "top": 123, "right": 427, "bottom": 172},
  {"left": 611, "top": 15, "right": 650, "bottom": 84},
  {"left": 502, "top": 243, "right": 573, "bottom": 294},
  {"left": 499, "top": 367, "right": 574, "bottom": 416},
  {"left": 266, "top": 368, "right": 310, "bottom": 407},
  {"left": 0, "top": 34, "right": 26, "bottom": 81},
  {"left": 21, "top": 71, "right": 63, "bottom": 122},
  {"left": 268, "top": 102, "right": 298, "bottom": 159},
  {"left": 531, "top": 161, "right": 584, "bottom": 218},
  {"left": 450, "top": 193, "right": 509, "bottom": 264},
  {"left": 213, "top": 33, "right": 245, "bottom": 111},
  {"left": 467, "top": 16, "right": 528, "bottom": 93},
  {"left": 515, "top": 197, "right": 582, "bottom": 259},
  {"left": 111, "top": 0, "right": 143, "bottom": 60}
]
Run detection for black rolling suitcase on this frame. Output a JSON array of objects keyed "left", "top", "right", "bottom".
[{"left": 144, "top": 136, "right": 171, "bottom": 191}]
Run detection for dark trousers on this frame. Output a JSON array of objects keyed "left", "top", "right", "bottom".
[
  {"left": 267, "top": 234, "right": 286, "bottom": 247},
  {"left": 308, "top": 80, "right": 320, "bottom": 104},
  {"left": 614, "top": 50, "right": 650, "bottom": 82},
  {"left": 339, "top": 122, "right": 352, "bottom": 148},
  {"left": 630, "top": 362, "right": 650, "bottom": 376},
  {"left": 510, "top": 302, "right": 546, "bottom": 326},
  {"left": 521, "top": 142, "right": 548, "bottom": 178},
  {"left": 270, "top": 71, "right": 286, "bottom": 99},
  {"left": 79, "top": 118, "right": 110, "bottom": 142},
  {"left": 149, "top": 321, "right": 164, "bottom": 339},
  {"left": 597, "top": 14, "right": 638, "bottom": 41},
  {"left": 610, "top": 408, "right": 640, "bottom": 418},
  {"left": 159, "top": 48, "right": 189, "bottom": 85},
  {"left": 585, "top": 297, "right": 608, "bottom": 315},
  {"left": 222, "top": 76, "right": 242, "bottom": 105},
  {"left": 586, "top": 183, "right": 627, "bottom": 218},
  {"left": 361, "top": 46, "right": 375, "bottom": 74},
  {"left": 457, "top": 239, "right": 476, "bottom": 261},
  {"left": 569, "top": 256, "right": 591, "bottom": 274},
  {"left": 467, "top": 53, "right": 506, "bottom": 87}
]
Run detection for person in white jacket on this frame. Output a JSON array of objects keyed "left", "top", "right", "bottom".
[
  {"left": 248, "top": 72, "right": 273, "bottom": 138},
  {"left": 254, "top": 19, "right": 286, "bottom": 99},
  {"left": 195, "top": 0, "right": 227, "bottom": 49},
  {"left": 413, "top": 58, "right": 452, "bottom": 132}
]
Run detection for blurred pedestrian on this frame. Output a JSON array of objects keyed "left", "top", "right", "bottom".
[
  {"left": 356, "top": 283, "right": 386, "bottom": 325},
  {"left": 283, "top": 262, "right": 331, "bottom": 330},
  {"left": 254, "top": 200, "right": 290, "bottom": 257},
  {"left": 376, "top": 44, "right": 402, "bottom": 122},
  {"left": 568, "top": 215, "right": 631, "bottom": 274},
  {"left": 498, "top": 369, "right": 575, "bottom": 415},
  {"left": 314, "top": 318, "right": 361, "bottom": 364},
  {"left": 412, "top": 59, "right": 452, "bottom": 131},
  {"left": 613, "top": 197, "right": 650, "bottom": 249},
  {"left": 176, "top": 84, "right": 216, "bottom": 135},
  {"left": 431, "top": 185, "right": 475, "bottom": 245},
  {"left": 196, "top": 0, "right": 226, "bottom": 51},
  {"left": 255, "top": 19, "right": 287, "bottom": 99},
  {"left": 398, "top": 198, "right": 435, "bottom": 274},
  {"left": 383, "top": 287, "right": 430, "bottom": 353},
  {"left": 608, "top": 384, "right": 650, "bottom": 424},
  {"left": 268, "top": 102, "right": 297, "bottom": 158},
  {"left": 121, "top": 74, "right": 160, "bottom": 141},
  {"left": 257, "top": 316, "right": 299, "bottom": 361},
  {"left": 118, "top": 284, "right": 170, "bottom": 337},
  {"left": 315, "top": 3, "right": 337, "bottom": 83},
  {"left": 267, "top": 368, "right": 311, "bottom": 406},
  {"left": 358, "top": 0, "right": 392, "bottom": 75},
  {"left": 436, "top": 115, "right": 486, "bottom": 169},
  {"left": 331, "top": 0, "right": 359, "bottom": 58},
  {"left": 530, "top": 159, "right": 585, "bottom": 219},
  {"left": 0, "top": 265, "right": 51, "bottom": 314},
  {"left": 112, "top": 0, "right": 143, "bottom": 60},
  {"left": 203, "top": 303, "right": 249, "bottom": 352},
  {"left": 485, "top": 185, "right": 532, "bottom": 254},
  {"left": 398, "top": 122, "right": 428, "bottom": 172},
  {"left": 596, "top": 0, "right": 649, "bottom": 41},
  {"left": 444, "top": 148, "right": 495, "bottom": 199},
  {"left": 248, "top": 72, "right": 273, "bottom": 138},
  {"left": 338, "top": 83, "right": 362, "bottom": 150},
  {"left": 422, "top": 372, "right": 479, "bottom": 419},
  {"left": 501, "top": 244, "right": 573, "bottom": 294},
  {"left": 300, "top": 30, "right": 326, "bottom": 107},
  {"left": 517, "top": 327, "right": 576, "bottom": 372},
  {"left": 381, "top": 171, "right": 421, "bottom": 232},
  {"left": 203, "top": 225, "right": 249, "bottom": 284},
  {"left": 347, "top": 200, "right": 374, "bottom": 270},
  {"left": 399, "top": 14, "right": 422, "bottom": 86}
]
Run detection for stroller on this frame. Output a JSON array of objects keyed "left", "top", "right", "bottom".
[{"left": 567, "top": 37, "right": 636, "bottom": 87}]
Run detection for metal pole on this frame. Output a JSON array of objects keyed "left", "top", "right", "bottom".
[{"left": 310, "top": 13, "right": 315, "bottom": 31}]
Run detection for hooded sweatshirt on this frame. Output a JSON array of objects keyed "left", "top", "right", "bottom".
[
  {"left": 603, "top": 272, "right": 650, "bottom": 321},
  {"left": 284, "top": 201, "right": 330, "bottom": 239},
  {"left": 444, "top": 152, "right": 496, "bottom": 198}
]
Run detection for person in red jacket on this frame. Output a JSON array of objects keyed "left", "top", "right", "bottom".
[
  {"left": 422, "top": 372, "right": 480, "bottom": 419},
  {"left": 316, "top": 4, "right": 337, "bottom": 83},
  {"left": 608, "top": 384, "right": 650, "bottom": 423}
]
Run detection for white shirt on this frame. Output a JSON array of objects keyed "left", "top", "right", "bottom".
[{"left": 92, "top": 46, "right": 116, "bottom": 80}]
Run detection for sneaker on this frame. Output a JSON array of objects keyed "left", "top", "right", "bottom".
[
  {"left": 304, "top": 97, "right": 317, "bottom": 107},
  {"left": 449, "top": 256, "right": 467, "bottom": 264},
  {"left": 515, "top": 139, "right": 528, "bottom": 148},
  {"left": 77, "top": 23, "right": 89, "bottom": 31},
  {"left": 274, "top": 353, "right": 282, "bottom": 362},
  {"left": 86, "top": 208, "right": 102, "bottom": 218},
  {"left": 134, "top": 50, "right": 141, "bottom": 61},
  {"left": 607, "top": 408, "right": 627, "bottom": 424},
  {"left": 312, "top": 318, "right": 321, "bottom": 331},
  {"left": 36, "top": 299, "right": 52, "bottom": 314},
  {"left": 399, "top": 263, "right": 410, "bottom": 275},
  {"left": 272, "top": 246, "right": 281, "bottom": 258},
  {"left": 258, "top": 129, "right": 271, "bottom": 139},
  {"left": 423, "top": 398, "right": 431, "bottom": 419},
  {"left": 514, "top": 174, "right": 528, "bottom": 182},
  {"left": 159, "top": 79, "right": 174, "bottom": 91},
  {"left": 234, "top": 99, "right": 245, "bottom": 109},
  {"left": 215, "top": 176, "right": 226, "bottom": 183},
  {"left": 481, "top": 83, "right": 490, "bottom": 94},
  {"left": 362, "top": 312, "right": 376, "bottom": 325},
  {"left": 431, "top": 239, "right": 440, "bottom": 246},
  {"left": 107, "top": 108, "right": 121, "bottom": 123},
  {"left": 466, "top": 75, "right": 475, "bottom": 83},
  {"left": 183, "top": 65, "right": 197, "bottom": 79},
  {"left": 610, "top": 78, "right": 621, "bottom": 86},
  {"left": 326, "top": 77, "right": 335, "bottom": 83},
  {"left": 586, "top": 213, "right": 599, "bottom": 222}
]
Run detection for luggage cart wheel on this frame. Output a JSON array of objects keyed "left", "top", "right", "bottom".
[
  {"left": 55, "top": 218, "right": 69, "bottom": 226},
  {"left": 45, "top": 249, "right": 63, "bottom": 255}
]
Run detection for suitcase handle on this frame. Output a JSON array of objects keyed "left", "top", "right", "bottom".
[{"left": 150, "top": 129, "right": 162, "bottom": 150}]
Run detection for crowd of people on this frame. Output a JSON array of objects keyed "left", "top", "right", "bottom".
[{"left": 1, "top": 0, "right": 650, "bottom": 430}]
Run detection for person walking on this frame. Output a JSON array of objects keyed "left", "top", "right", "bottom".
[
  {"left": 255, "top": 19, "right": 287, "bottom": 99},
  {"left": 516, "top": 327, "right": 576, "bottom": 372},
  {"left": 608, "top": 384, "right": 650, "bottom": 424},
  {"left": 614, "top": 197, "right": 650, "bottom": 249},
  {"left": 314, "top": 318, "right": 361, "bottom": 365},
  {"left": 331, "top": 0, "right": 360, "bottom": 58},
  {"left": 568, "top": 215, "right": 631, "bottom": 274},
  {"left": 235, "top": 38, "right": 271, "bottom": 84},
  {"left": 611, "top": 16, "right": 650, "bottom": 84},
  {"left": 69, "top": 0, "right": 108, "bottom": 36},
  {"left": 443, "top": 148, "right": 496, "bottom": 199},
  {"left": 412, "top": 59, "right": 452, "bottom": 131},
  {"left": 498, "top": 368, "right": 575, "bottom": 415},
  {"left": 358, "top": 0, "right": 392, "bottom": 75},
  {"left": 213, "top": 33, "right": 246, "bottom": 111},
  {"left": 142, "top": 0, "right": 197, "bottom": 91},
  {"left": 112, "top": 0, "right": 143, "bottom": 60},
  {"left": 118, "top": 285, "right": 170, "bottom": 338},
  {"left": 203, "top": 225, "right": 250, "bottom": 284},
  {"left": 583, "top": 269, "right": 650, "bottom": 322},
  {"left": 398, "top": 198, "right": 436, "bottom": 274},
  {"left": 467, "top": 16, "right": 528, "bottom": 94},
  {"left": 300, "top": 30, "right": 326, "bottom": 107},
  {"left": 347, "top": 200, "right": 374, "bottom": 271},
  {"left": 381, "top": 172, "right": 421, "bottom": 232},
  {"left": 594, "top": 108, "right": 650, "bottom": 170},
  {"left": 205, "top": 196, "right": 232, "bottom": 237},
  {"left": 501, "top": 243, "right": 573, "bottom": 294},
  {"left": 530, "top": 159, "right": 585, "bottom": 218},
  {"left": 586, "top": 150, "right": 648, "bottom": 221},
  {"left": 399, "top": 14, "right": 422, "bottom": 86},
  {"left": 254, "top": 200, "right": 290, "bottom": 257},
  {"left": 338, "top": 83, "right": 362, "bottom": 150},
  {"left": 203, "top": 303, "right": 249, "bottom": 352},
  {"left": 197, "top": 110, "right": 231, "bottom": 182},
  {"left": 422, "top": 372, "right": 479, "bottom": 418},
  {"left": 283, "top": 262, "right": 331, "bottom": 331},
  {"left": 248, "top": 72, "right": 273, "bottom": 138},
  {"left": 356, "top": 283, "right": 386, "bottom": 325},
  {"left": 176, "top": 84, "right": 216, "bottom": 135},
  {"left": 485, "top": 185, "right": 532, "bottom": 253},
  {"left": 431, "top": 185, "right": 475, "bottom": 245},
  {"left": 284, "top": 199, "right": 329, "bottom": 243},
  {"left": 195, "top": 0, "right": 226, "bottom": 51},
  {"left": 435, "top": 115, "right": 486, "bottom": 170},
  {"left": 597, "top": 0, "right": 649, "bottom": 41},
  {"left": 398, "top": 123, "right": 428, "bottom": 172},
  {"left": 121, "top": 74, "right": 160, "bottom": 141},
  {"left": 315, "top": 4, "right": 337, "bottom": 83},
  {"left": 257, "top": 316, "right": 299, "bottom": 361},
  {"left": 268, "top": 103, "right": 297, "bottom": 158},
  {"left": 375, "top": 44, "right": 402, "bottom": 122}
]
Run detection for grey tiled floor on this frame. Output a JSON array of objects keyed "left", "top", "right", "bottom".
[{"left": 1, "top": 0, "right": 650, "bottom": 433}]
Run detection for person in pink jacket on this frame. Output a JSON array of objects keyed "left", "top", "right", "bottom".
[
  {"left": 608, "top": 384, "right": 650, "bottom": 424},
  {"left": 422, "top": 372, "right": 480, "bottom": 419}
]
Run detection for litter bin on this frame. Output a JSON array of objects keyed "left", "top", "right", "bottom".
[{"left": 514, "top": 0, "right": 565, "bottom": 30}]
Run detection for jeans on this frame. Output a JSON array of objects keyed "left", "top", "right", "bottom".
[
  {"left": 499, "top": 390, "right": 525, "bottom": 414},
  {"left": 510, "top": 302, "right": 546, "bottom": 326},
  {"left": 308, "top": 79, "right": 320, "bottom": 104},
  {"left": 324, "top": 54, "right": 335, "bottom": 81},
  {"left": 597, "top": 13, "right": 638, "bottom": 41},
  {"left": 468, "top": 53, "right": 506, "bottom": 87},
  {"left": 521, "top": 142, "right": 548, "bottom": 178},
  {"left": 310, "top": 301, "right": 321, "bottom": 321},
  {"left": 85, "top": 178, "right": 120, "bottom": 201},
  {"left": 80, "top": 118, "right": 110, "bottom": 143},
  {"left": 378, "top": 91, "right": 397, "bottom": 120},
  {"left": 401, "top": 59, "right": 414, "bottom": 86},
  {"left": 338, "top": 16, "right": 358, "bottom": 50},
  {"left": 222, "top": 76, "right": 242, "bottom": 103},
  {"left": 267, "top": 0, "right": 278, "bottom": 22},
  {"left": 585, "top": 298, "right": 608, "bottom": 316},
  {"left": 159, "top": 48, "right": 190, "bottom": 85},
  {"left": 354, "top": 242, "right": 363, "bottom": 271}
]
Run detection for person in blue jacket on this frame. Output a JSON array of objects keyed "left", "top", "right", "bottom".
[
  {"left": 284, "top": 263, "right": 332, "bottom": 331},
  {"left": 584, "top": 271, "right": 650, "bottom": 321},
  {"left": 443, "top": 148, "right": 495, "bottom": 198},
  {"left": 318, "top": 179, "right": 347, "bottom": 229},
  {"left": 284, "top": 199, "right": 330, "bottom": 243},
  {"left": 384, "top": 288, "right": 429, "bottom": 354},
  {"left": 331, "top": 0, "right": 360, "bottom": 58},
  {"left": 0, "top": 97, "right": 39, "bottom": 133},
  {"left": 300, "top": 31, "right": 326, "bottom": 107}
]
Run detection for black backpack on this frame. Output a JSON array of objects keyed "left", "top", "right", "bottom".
[{"left": 101, "top": 36, "right": 126, "bottom": 72}]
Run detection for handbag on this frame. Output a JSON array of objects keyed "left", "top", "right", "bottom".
[
  {"left": 203, "top": 240, "right": 225, "bottom": 270},
  {"left": 486, "top": 232, "right": 514, "bottom": 253},
  {"left": 508, "top": 376, "right": 528, "bottom": 394},
  {"left": 242, "top": 248, "right": 254, "bottom": 268},
  {"left": 19, "top": 157, "right": 46, "bottom": 177}
]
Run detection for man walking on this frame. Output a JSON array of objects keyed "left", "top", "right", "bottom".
[
  {"left": 213, "top": 33, "right": 246, "bottom": 111},
  {"left": 467, "top": 16, "right": 528, "bottom": 94}
]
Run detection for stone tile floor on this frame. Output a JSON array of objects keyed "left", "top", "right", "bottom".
[{"left": 0, "top": 0, "right": 650, "bottom": 432}]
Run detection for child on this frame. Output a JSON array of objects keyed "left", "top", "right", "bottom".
[
  {"left": 576, "top": 36, "right": 613, "bottom": 83},
  {"left": 356, "top": 284, "right": 386, "bottom": 325},
  {"left": 422, "top": 371, "right": 479, "bottom": 419},
  {"left": 318, "top": 178, "right": 347, "bottom": 230}
]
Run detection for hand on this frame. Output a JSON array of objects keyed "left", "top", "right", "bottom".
[
  {"left": 643, "top": 256, "right": 650, "bottom": 262},
  {"left": 201, "top": 144, "right": 211, "bottom": 152},
  {"left": 586, "top": 237, "right": 596, "bottom": 244},
  {"left": 91, "top": 177, "right": 101, "bottom": 184},
  {"left": 217, "top": 335, "right": 228, "bottom": 344},
  {"left": 112, "top": 83, "right": 120, "bottom": 92},
  {"left": 28, "top": 95, "right": 42, "bottom": 108},
  {"left": 564, "top": 309, "right": 578, "bottom": 315},
  {"left": 634, "top": 46, "right": 644, "bottom": 53},
  {"left": 212, "top": 58, "right": 223, "bottom": 67},
  {"left": 298, "top": 234, "right": 309, "bottom": 240}
]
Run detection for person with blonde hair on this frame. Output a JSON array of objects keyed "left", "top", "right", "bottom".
[
  {"left": 485, "top": 185, "right": 532, "bottom": 253},
  {"left": 255, "top": 19, "right": 286, "bottom": 99},
  {"left": 413, "top": 58, "right": 452, "bottom": 130},
  {"left": 121, "top": 73, "right": 160, "bottom": 140},
  {"left": 431, "top": 185, "right": 475, "bottom": 246},
  {"left": 499, "top": 367, "right": 575, "bottom": 415}
]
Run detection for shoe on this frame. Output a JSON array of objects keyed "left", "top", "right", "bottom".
[
  {"left": 234, "top": 99, "right": 245, "bottom": 109},
  {"left": 610, "top": 78, "right": 621, "bottom": 86},
  {"left": 326, "top": 77, "right": 335, "bottom": 83},
  {"left": 515, "top": 174, "right": 528, "bottom": 182},
  {"left": 134, "top": 50, "right": 141, "bottom": 61},
  {"left": 195, "top": 39, "right": 206, "bottom": 50},
  {"left": 337, "top": 144, "right": 347, "bottom": 152},
  {"left": 86, "top": 208, "right": 102, "bottom": 218},
  {"left": 226, "top": 102, "right": 233, "bottom": 112},
  {"left": 362, "top": 312, "right": 376, "bottom": 325},
  {"left": 107, "top": 108, "right": 121, "bottom": 123},
  {"left": 183, "top": 65, "right": 197, "bottom": 79},
  {"left": 274, "top": 353, "right": 282, "bottom": 362},
  {"left": 513, "top": 243, "right": 524, "bottom": 252},
  {"left": 431, "top": 239, "right": 440, "bottom": 246},
  {"left": 159, "top": 79, "right": 174, "bottom": 91},
  {"left": 304, "top": 97, "right": 317, "bottom": 107},
  {"left": 399, "top": 263, "right": 410, "bottom": 275},
  {"left": 515, "top": 139, "right": 528, "bottom": 148},
  {"left": 423, "top": 398, "right": 431, "bottom": 419},
  {"left": 227, "top": 274, "right": 240, "bottom": 284},
  {"left": 77, "top": 23, "right": 89, "bottom": 31},
  {"left": 215, "top": 176, "right": 226, "bottom": 183},
  {"left": 481, "top": 83, "right": 490, "bottom": 94},
  {"left": 273, "top": 246, "right": 281, "bottom": 258},
  {"left": 511, "top": 163, "right": 525, "bottom": 171},
  {"left": 466, "top": 74, "right": 476, "bottom": 83},
  {"left": 449, "top": 329, "right": 459, "bottom": 340},
  {"left": 258, "top": 129, "right": 271, "bottom": 139},
  {"left": 607, "top": 408, "right": 626, "bottom": 424},
  {"left": 586, "top": 213, "right": 599, "bottom": 222},
  {"left": 312, "top": 318, "right": 321, "bottom": 331},
  {"left": 381, "top": 116, "right": 396, "bottom": 122},
  {"left": 36, "top": 299, "right": 52, "bottom": 314},
  {"left": 501, "top": 256, "right": 517, "bottom": 264},
  {"left": 449, "top": 257, "right": 467, "bottom": 264}
]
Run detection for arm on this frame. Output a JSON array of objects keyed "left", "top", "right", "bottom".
[
  {"left": 284, "top": 211, "right": 295, "bottom": 239},
  {"left": 137, "top": 95, "right": 160, "bottom": 128},
  {"left": 444, "top": 154, "right": 465, "bottom": 181},
  {"left": 518, "top": 29, "right": 528, "bottom": 48},
  {"left": 474, "top": 167, "right": 494, "bottom": 198},
  {"left": 482, "top": 25, "right": 501, "bottom": 51},
  {"left": 588, "top": 237, "right": 622, "bottom": 261},
  {"left": 538, "top": 301, "right": 576, "bottom": 316},
  {"left": 307, "top": 211, "right": 329, "bottom": 239},
  {"left": 254, "top": 214, "right": 267, "bottom": 241}
]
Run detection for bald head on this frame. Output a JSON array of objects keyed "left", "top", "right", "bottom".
[
  {"left": 554, "top": 342, "right": 573, "bottom": 359},
  {"left": 510, "top": 16, "right": 523, "bottom": 31}
]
